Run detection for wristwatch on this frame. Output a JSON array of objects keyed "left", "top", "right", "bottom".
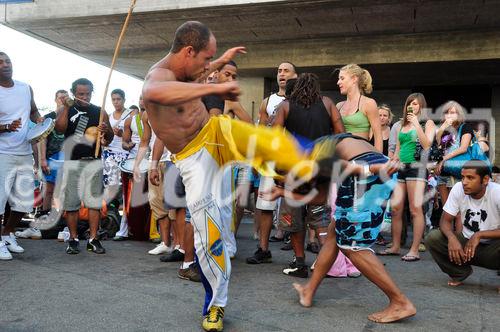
[{"left": 1, "top": 124, "right": 10, "bottom": 132}]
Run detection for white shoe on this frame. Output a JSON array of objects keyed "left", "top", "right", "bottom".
[
  {"left": 2, "top": 233, "right": 25, "bottom": 253},
  {"left": 148, "top": 242, "right": 173, "bottom": 255},
  {"left": 15, "top": 227, "right": 42, "bottom": 240},
  {"left": 57, "top": 227, "right": 70, "bottom": 242},
  {"left": 0, "top": 241, "right": 13, "bottom": 260}
]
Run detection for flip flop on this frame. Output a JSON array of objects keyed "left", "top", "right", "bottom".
[
  {"left": 401, "top": 254, "right": 420, "bottom": 262},
  {"left": 376, "top": 249, "right": 400, "bottom": 256}
]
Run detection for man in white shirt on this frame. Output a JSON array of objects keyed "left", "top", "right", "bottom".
[
  {"left": 0, "top": 52, "right": 43, "bottom": 260},
  {"left": 246, "top": 62, "right": 298, "bottom": 265},
  {"left": 425, "top": 160, "right": 500, "bottom": 287}
]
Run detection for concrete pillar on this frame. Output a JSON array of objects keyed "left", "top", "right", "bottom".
[
  {"left": 491, "top": 86, "right": 499, "bottom": 166},
  {"left": 238, "top": 76, "right": 264, "bottom": 123}
]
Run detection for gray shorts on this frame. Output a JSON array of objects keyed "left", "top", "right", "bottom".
[
  {"left": 0, "top": 154, "right": 34, "bottom": 215},
  {"left": 163, "top": 161, "right": 187, "bottom": 209},
  {"left": 60, "top": 159, "right": 104, "bottom": 211},
  {"left": 278, "top": 199, "right": 332, "bottom": 233}
]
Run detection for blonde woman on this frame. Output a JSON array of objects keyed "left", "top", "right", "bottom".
[
  {"left": 336, "top": 64, "right": 383, "bottom": 152},
  {"left": 380, "top": 93, "right": 435, "bottom": 261},
  {"left": 435, "top": 101, "right": 473, "bottom": 206}
]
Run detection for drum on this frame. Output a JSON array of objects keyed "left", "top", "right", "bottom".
[
  {"left": 26, "top": 118, "right": 55, "bottom": 143},
  {"left": 119, "top": 158, "right": 149, "bottom": 174}
]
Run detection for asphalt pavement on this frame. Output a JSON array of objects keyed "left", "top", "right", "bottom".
[{"left": 1, "top": 220, "right": 498, "bottom": 332}]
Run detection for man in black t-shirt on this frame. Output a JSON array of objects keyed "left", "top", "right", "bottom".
[
  {"left": 202, "top": 61, "right": 252, "bottom": 122},
  {"left": 54, "top": 78, "right": 114, "bottom": 255}
]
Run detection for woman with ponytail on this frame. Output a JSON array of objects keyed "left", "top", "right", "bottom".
[{"left": 336, "top": 64, "right": 383, "bottom": 152}]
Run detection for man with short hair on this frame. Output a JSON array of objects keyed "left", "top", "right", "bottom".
[
  {"left": 203, "top": 60, "right": 252, "bottom": 122},
  {"left": 55, "top": 78, "right": 114, "bottom": 255},
  {"left": 425, "top": 160, "right": 500, "bottom": 288},
  {"left": 246, "top": 62, "right": 298, "bottom": 265},
  {"left": 0, "top": 52, "right": 43, "bottom": 260},
  {"left": 143, "top": 21, "right": 314, "bottom": 330}
]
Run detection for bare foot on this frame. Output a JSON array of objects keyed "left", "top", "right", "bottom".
[
  {"left": 293, "top": 283, "right": 313, "bottom": 307},
  {"left": 368, "top": 299, "right": 416, "bottom": 323},
  {"left": 447, "top": 280, "right": 463, "bottom": 287}
]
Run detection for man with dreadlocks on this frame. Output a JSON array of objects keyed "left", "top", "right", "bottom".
[{"left": 272, "top": 72, "right": 345, "bottom": 277}]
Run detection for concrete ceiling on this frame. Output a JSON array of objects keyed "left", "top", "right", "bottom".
[{"left": 3, "top": 0, "right": 500, "bottom": 79}]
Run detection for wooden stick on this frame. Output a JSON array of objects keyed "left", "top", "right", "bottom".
[{"left": 95, "top": 0, "right": 138, "bottom": 157}]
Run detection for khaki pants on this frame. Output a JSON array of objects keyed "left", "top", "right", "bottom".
[{"left": 425, "top": 229, "right": 500, "bottom": 281}]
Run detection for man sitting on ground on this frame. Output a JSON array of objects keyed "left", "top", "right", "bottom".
[{"left": 425, "top": 160, "right": 500, "bottom": 289}]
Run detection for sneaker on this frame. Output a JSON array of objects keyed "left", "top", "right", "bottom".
[
  {"left": 2, "top": 233, "right": 24, "bottom": 253},
  {"left": 113, "top": 236, "right": 128, "bottom": 241},
  {"left": 202, "top": 306, "right": 224, "bottom": 332},
  {"left": 160, "top": 249, "right": 184, "bottom": 262},
  {"left": 178, "top": 263, "right": 201, "bottom": 282},
  {"left": 283, "top": 259, "right": 308, "bottom": 278},
  {"left": 150, "top": 238, "right": 161, "bottom": 244},
  {"left": 66, "top": 239, "right": 80, "bottom": 254},
  {"left": 280, "top": 242, "right": 293, "bottom": 251},
  {"left": 87, "top": 238, "right": 106, "bottom": 254},
  {"left": 269, "top": 235, "right": 284, "bottom": 242},
  {"left": 15, "top": 227, "right": 42, "bottom": 240},
  {"left": 0, "top": 241, "right": 13, "bottom": 260},
  {"left": 148, "top": 242, "right": 173, "bottom": 255},
  {"left": 246, "top": 247, "right": 272, "bottom": 264},
  {"left": 57, "top": 227, "right": 70, "bottom": 242},
  {"left": 306, "top": 242, "right": 320, "bottom": 254}
]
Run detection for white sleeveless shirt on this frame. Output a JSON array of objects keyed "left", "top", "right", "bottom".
[
  {"left": 105, "top": 109, "right": 131, "bottom": 153},
  {"left": 265, "top": 93, "right": 285, "bottom": 117},
  {"left": 0, "top": 80, "right": 32, "bottom": 155}
]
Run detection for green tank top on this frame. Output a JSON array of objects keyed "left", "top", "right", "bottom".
[
  {"left": 398, "top": 129, "right": 417, "bottom": 163},
  {"left": 340, "top": 96, "right": 371, "bottom": 133}
]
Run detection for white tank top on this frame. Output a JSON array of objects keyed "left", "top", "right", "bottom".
[
  {"left": 0, "top": 80, "right": 32, "bottom": 155},
  {"left": 149, "top": 127, "right": 171, "bottom": 162},
  {"left": 128, "top": 113, "right": 142, "bottom": 157},
  {"left": 266, "top": 93, "right": 286, "bottom": 117},
  {"left": 105, "top": 109, "right": 130, "bottom": 152}
]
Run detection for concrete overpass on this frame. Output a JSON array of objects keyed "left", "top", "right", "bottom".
[{"left": 2, "top": 0, "right": 500, "bottom": 163}]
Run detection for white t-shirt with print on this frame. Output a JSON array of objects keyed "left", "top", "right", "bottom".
[{"left": 443, "top": 181, "right": 500, "bottom": 241}]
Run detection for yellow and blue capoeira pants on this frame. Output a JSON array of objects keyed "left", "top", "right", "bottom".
[{"left": 172, "top": 116, "right": 311, "bottom": 315}]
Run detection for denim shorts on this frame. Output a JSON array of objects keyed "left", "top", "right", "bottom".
[
  {"left": 437, "top": 175, "right": 456, "bottom": 188},
  {"left": 163, "top": 161, "right": 187, "bottom": 209}
]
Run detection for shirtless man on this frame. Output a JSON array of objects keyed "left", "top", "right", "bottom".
[
  {"left": 143, "top": 22, "right": 318, "bottom": 331},
  {"left": 142, "top": 21, "right": 245, "bottom": 331}
]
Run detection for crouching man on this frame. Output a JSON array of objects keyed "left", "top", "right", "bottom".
[{"left": 425, "top": 160, "right": 500, "bottom": 289}]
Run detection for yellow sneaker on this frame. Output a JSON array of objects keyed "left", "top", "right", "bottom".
[{"left": 202, "top": 306, "right": 224, "bottom": 331}]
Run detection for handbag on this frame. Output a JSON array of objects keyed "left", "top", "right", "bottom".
[
  {"left": 414, "top": 122, "right": 443, "bottom": 162},
  {"left": 443, "top": 124, "right": 491, "bottom": 178}
]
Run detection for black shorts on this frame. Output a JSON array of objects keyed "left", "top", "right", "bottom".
[{"left": 397, "top": 163, "right": 428, "bottom": 183}]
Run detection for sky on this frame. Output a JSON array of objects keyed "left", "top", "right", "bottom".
[{"left": 0, "top": 24, "right": 144, "bottom": 115}]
